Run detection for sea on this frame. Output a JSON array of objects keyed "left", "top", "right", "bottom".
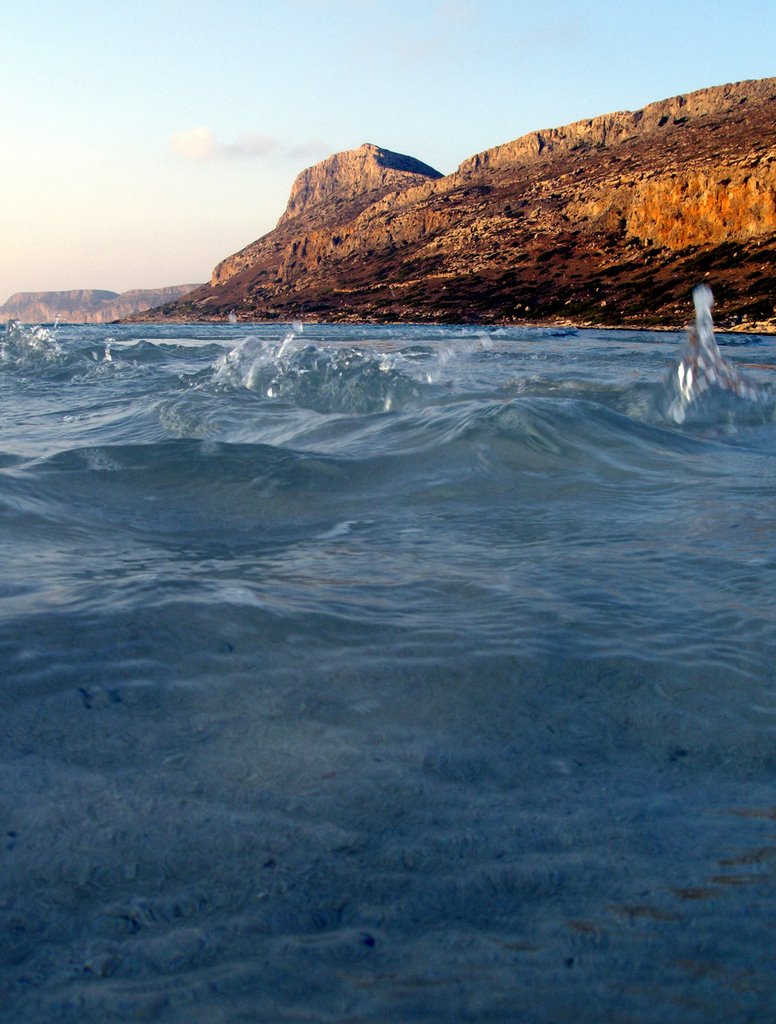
[{"left": 2, "top": 290, "right": 776, "bottom": 1023}]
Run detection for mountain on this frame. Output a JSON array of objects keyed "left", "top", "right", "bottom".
[
  {"left": 134, "top": 79, "right": 776, "bottom": 331},
  {"left": 1, "top": 285, "right": 202, "bottom": 324},
  {"left": 206, "top": 143, "right": 444, "bottom": 290}
]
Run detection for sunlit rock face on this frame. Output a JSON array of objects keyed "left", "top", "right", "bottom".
[
  {"left": 625, "top": 169, "right": 776, "bottom": 249},
  {"left": 277, "top": 143, "right": 444, "bottom": 225},
  {"left": 137, "top": 78, "right": 776, "bottom": 332},
  {"left": 209, "top": 144, "right": 443, "bottom": 288}
]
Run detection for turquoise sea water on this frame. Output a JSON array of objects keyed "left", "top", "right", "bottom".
[{"left": 2, "top": 305, "right": 776, "bottom": 1022}]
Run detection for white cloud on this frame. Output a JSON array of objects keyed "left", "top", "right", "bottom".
[
  {"left": 285, "top": 138, "right": 331, "bottom": 161},
  {"left": 171, "top": 128, "right": 329, "bottom": 163},
  {"left": 219, "top": 134, "right": 281, "bottom": 159},
  {"left": 171, "top": 126, "right": 215, "bottom": 161}
]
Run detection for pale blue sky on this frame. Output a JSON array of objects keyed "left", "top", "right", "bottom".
[{"left": 2, "top": 0, "right": 774, "bottom": 300}]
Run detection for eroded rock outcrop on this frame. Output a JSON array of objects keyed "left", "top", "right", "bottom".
[
  {"left": 625, "top": 167, "right": 776, "bottom": 248},
  {"left": 455, "top": 79, "right": 776, "bottom": 178},
  {"left": 209, "top": 143, "right": 443, "bottom": 288},
  {"left": 278, "top": 143, "right": 443, "bottom": 225}
]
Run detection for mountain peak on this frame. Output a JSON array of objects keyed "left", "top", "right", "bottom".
[{"left": 277, "top": 143, "right": 443, "bottom": 225}]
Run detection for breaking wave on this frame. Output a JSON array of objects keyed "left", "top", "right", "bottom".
[{"left": 211, "top": 323, "right": 447, "bottom": 414}]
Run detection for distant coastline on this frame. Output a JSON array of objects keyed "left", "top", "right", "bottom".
[{"left": 0, "top": 285, "right": 202, "bottom": 325}]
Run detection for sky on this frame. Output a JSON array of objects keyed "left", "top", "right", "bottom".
[{"left": 2, "top": 0, "right": 774, "bottom": 302}]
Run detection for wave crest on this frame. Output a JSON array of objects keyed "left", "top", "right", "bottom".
[{"left": 212, "top": 326, "right": 429, "bottom": 414}]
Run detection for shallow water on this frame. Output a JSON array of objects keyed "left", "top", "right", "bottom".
[{"left": 2, "top": 314, "right": 776, "bottom": 1022}]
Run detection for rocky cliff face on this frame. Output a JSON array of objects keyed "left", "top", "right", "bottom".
[
  {"left": 2, "top": 285, "right": 202, "bottom": 323},
  {"left": 135, "top": 78, "right": 776, "bottom": 331},
  {"left": 209, "top": 144, "right": 443, "bottom": 288},
  {"left": 278, "top": 143, "right": 443, "bottom": 225},
  {"left": 624, "top": 168, "right": 776, "bottom": 249},
  {"left": 455, "top": 79, "right": 776, "bottom": 179}
]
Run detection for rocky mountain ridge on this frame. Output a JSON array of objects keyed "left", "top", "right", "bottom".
[
  {"left": 133, "top": 78, "right": 776, "bottom": 331},
  {"left": 2, "top": 285, "right": 202, "bottom": 324}
]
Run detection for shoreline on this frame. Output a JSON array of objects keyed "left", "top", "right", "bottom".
[
  {"left": 7, "top": 312, "right": 774, "bottom": 336},
  {"left": 116, "top": 314, "right": 776, "bottom": 335}
]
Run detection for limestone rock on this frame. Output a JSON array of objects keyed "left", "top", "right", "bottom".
[
  {"left": 209, "top": 144, "right": 441, "bottom": 288},
  {"left": 455, "top": 78, "right": 776, "bottom": 178},
  {"left": 278, "top": 143, "right": 443, "bottom": 225}
]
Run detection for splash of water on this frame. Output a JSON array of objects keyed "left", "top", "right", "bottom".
[
  {"left": 212, "top": 323, "right": 306, "bottom": 392},
  {"left": 1, "top": 320, "right": 63, "bottom": 368},
  {"left": 667, "top": 285, "right": 761, "bottom": 424}
]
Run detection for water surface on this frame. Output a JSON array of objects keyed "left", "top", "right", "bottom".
[{"left": 2, "top": 313, "right": 776, "bottom": 1022}]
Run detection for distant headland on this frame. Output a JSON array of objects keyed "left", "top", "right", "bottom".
[{"left": 0, "top": 285, "right": 203, "bottom": 324}]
